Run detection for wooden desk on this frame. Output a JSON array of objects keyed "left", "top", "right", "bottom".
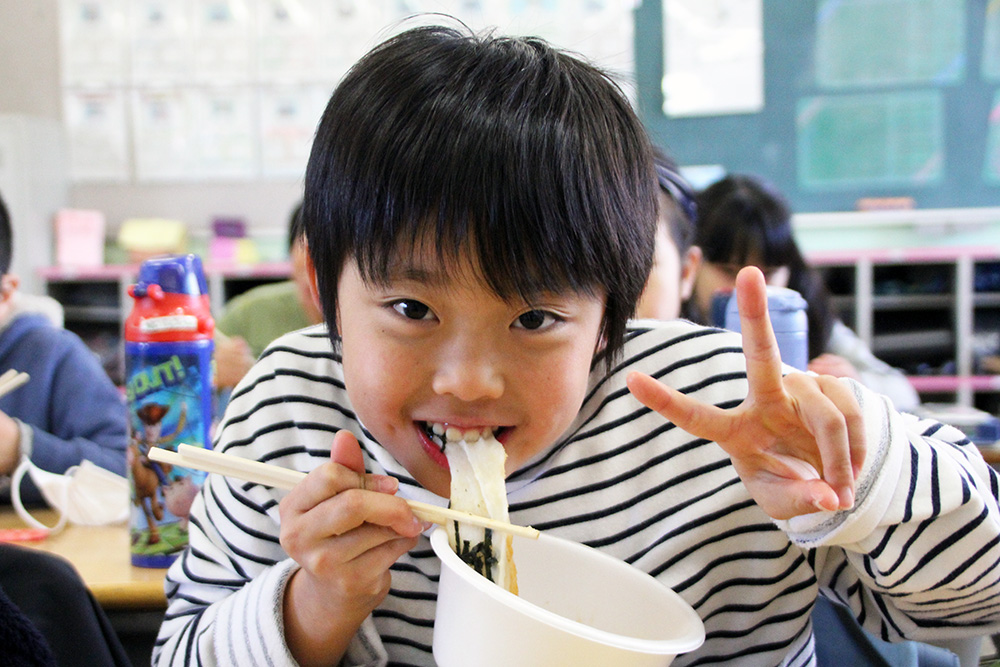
[
  {"left": 0, "top": 507, "right": 167, "bottom": 610},
  {"left": 978, "top": 445, "right": 1000, "bottom": 466}
]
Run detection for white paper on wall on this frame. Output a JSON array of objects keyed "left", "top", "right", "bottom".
[
  {"left": 662, "top": 0, "right": 764, "bottom": 117},
  {"left": 63, "top": 88, "right": 131, "bottom": 181},
  {"left": 192, "top": 86, "right": 258, "bottom": 179},
  {"left": 58, "top": 0, "right": 640, "bottom": 182},
  {"left": 130, "top": 0, "right": 194, "bottom": 85},
  {"left": 258, "top": 84, "right": 330, "bottom": 179},
  {"left": 191, "top": 0, "right": 255, "bottom": 84},
  {"left": 131, "top": 87, "right": 197, "bottom": 180},
  {"left": 59, "top": 0, "right": 130, "bottom": 86}
]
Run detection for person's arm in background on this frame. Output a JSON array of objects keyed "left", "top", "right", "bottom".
[
  {"left": 214, "top": 331, "right": 255, "bottom": 390},
  {"left": 0, "top": 408, "right": 20, "bottom": 476},
  {"left": 811, "top": 320, "right": 921, "bottom": 413},
  {"left": 1, "top": 325, "right": 127, "bottom": 502}
]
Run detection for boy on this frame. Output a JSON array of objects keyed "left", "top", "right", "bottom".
[
  {"left": 155, "top": 25, "right": 1000, "bottom": 666},
  {"left": 0, "top": 189, "right": 127, "bottom": 503}
]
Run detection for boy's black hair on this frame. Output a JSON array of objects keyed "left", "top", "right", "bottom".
[
  {"left": 304, "top": 24, "right": 657, "bottom": 364},
  {"left": 694, "top": 174, "right": 833, "bottom": 359},
  {"left": 0, "top": 190, "right": 12, "bottom": 276}
]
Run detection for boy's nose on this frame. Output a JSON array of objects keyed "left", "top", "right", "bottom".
[{"left": 431, "top": 343, "right": 504, "bottom": 401}]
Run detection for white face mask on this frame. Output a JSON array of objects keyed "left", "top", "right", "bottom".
[{"left": 11, "top": 458, "right": 129, "bottom": 533}]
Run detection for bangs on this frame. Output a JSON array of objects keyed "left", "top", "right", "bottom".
[{"left": 304, "top": 25, "right": 656, "bottom": 362}]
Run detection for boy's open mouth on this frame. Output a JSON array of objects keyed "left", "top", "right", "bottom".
[{"left": 420, "top": 422, "right": 509, "bottom": 452}]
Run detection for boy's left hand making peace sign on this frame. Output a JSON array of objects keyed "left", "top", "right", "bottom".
[{"left": 627, "top": 266, "right": 866, "bottom": 521}]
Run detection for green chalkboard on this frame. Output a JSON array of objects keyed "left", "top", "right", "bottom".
[{"left": 635, "top": 0, "right": 999, "bottom": 213}]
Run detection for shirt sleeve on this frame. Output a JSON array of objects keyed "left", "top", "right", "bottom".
[
  {"left": 777, "top": 378, "right": 1000, "bottom": 642},
  {"left": 18, "top": 332, "right": 127, "bottom": 503},
  {"left": 154, "top": 474, "right": 301, "bottom": 667},
  {"left": 153, "top": 334, "right": 371, "bottom": 666}
]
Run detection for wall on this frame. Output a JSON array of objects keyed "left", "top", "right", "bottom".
[
  {"left": 635, "top": 1, "right": 1000, "bottom": 214},
  {"left": 4, "top": 1, "right": 1000, "bottom": 239},
  {"left": 0, "top": 0, "right": 301, "bottom": 240}
]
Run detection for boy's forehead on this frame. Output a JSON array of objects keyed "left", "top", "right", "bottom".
[
  {"left": 369, "top": 246, "right": 587, "bottom": 302},
  {"left": 374, "top": 243, "right": 490, "bottom": 292}
]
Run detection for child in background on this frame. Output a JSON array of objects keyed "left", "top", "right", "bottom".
[
  {"left": 634, "top": 149, "right": 702, "bottom": 322},
  {"left": 0, "top": 189, "right": 127, "bottom": 504},
  {"left": 213, "top": 203, "right": 324, "bottom": 390},
  {"left": 155, "top": 24, "right": 1000, "bottom": 666},
  {"left": 691, "top": 173, "right": 921, "bottom": 412}
]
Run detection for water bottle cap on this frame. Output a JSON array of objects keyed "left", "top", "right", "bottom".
[
  {"left": 761, "top": 286, "right": 807, "bottom": 312},
  {"left": 723, "top": 286, "right": 809, "bottom": 371},
  {"left": 724, "top": 286, "right": 808, "bottom": 333},
  {"left": 133, "top": 254, "right": 208, "bottom": 297}
]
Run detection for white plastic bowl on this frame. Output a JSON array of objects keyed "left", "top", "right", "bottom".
[{"left": 430, "top": 526, "right": 705, "bottom": 667}]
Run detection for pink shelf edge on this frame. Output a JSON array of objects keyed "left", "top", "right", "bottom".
[
  {"left": 38, "top": 261, "right": 292, "bottom": 281},
  {"left": 908, "top": 376, "right": 1000, "bottom": 392},
  {"left": 807, "top": 245, "right": 1000, "bottom": 266}
]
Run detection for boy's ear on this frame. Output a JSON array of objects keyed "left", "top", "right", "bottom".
[
  {"left": 594, "top": 331, "right": 608, "bottom": 356},
  {"left": 679, "top": 246, "right": 702, "bottom": 301},
  {"left": 304, "top": 249, "right": 321, "bottom": 314},
  {"left": 0, "top": 274, "right": 19, "bottom": 301}
]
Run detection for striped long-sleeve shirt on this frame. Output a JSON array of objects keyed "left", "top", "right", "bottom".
[{"left": 154, "top": 319, "right": 1000, "bottom": 666}]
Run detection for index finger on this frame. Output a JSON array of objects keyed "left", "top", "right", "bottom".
[{"left": 734, "top": 266, "right": 785, "bottom": 402}]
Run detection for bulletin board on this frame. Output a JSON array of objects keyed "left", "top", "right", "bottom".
[{"left": 636, "top": 0, "right": 1000, "bottom": 213}]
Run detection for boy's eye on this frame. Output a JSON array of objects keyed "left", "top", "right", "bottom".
[
  {"left": 514, "top": 309, "right": 557, "bottom": 331},
  {"left": 392, "top": 299, "right": 432, "bottom": 320}
]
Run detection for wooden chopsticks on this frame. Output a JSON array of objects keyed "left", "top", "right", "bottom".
[
  {"left": 149, "top": 444, "right": 539, "bottom": 539},
  {"left": 0, "top": 370, "right": 30, "bottom": 399}
]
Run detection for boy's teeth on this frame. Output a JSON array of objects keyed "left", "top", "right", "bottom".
[{"left": 429, "top": 423, "right": 494, "bottom": 443}]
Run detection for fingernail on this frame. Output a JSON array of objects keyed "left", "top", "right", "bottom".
[
  {"left": 812, "top": 497, "right": 833, "bottom": 512},
  {"left": 839, "top": 487, "right": 854, "bottom": 509},
  {"left": 812, "top": 493, "right": 838, "bottom": 512},
  {"left": 409, "top": 516, "right": 433, "bottom": 534}
]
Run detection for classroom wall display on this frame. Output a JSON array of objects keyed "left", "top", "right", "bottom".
[
  {"left": 57, "top": 0, "right": 638, "bottom": 184},
  {"left": 639, "top": 0, "right": 1000, "bottom": 213}
]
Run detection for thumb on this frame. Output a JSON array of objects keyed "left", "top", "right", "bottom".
[
  {"left": 330, "top": 429, "right": 365, "bottom": 475},
  {"left": 329, "top": 429, "right": 398, "bottom": 495}
]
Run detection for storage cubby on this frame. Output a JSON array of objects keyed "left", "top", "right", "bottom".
[{"left": 810, "top": 249, "right": 1000, "bottom": 410}]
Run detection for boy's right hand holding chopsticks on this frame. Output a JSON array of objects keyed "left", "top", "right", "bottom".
[{"left": 278, "top": 430, "right": 428, "bottom": 666}]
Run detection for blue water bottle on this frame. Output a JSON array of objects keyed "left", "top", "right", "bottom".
[
  {"left": 124, "top": 255, "right": 215, "bottom": 567},
  {"left": 723, "top": 286, "right": 809, "bottom": 371}
]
